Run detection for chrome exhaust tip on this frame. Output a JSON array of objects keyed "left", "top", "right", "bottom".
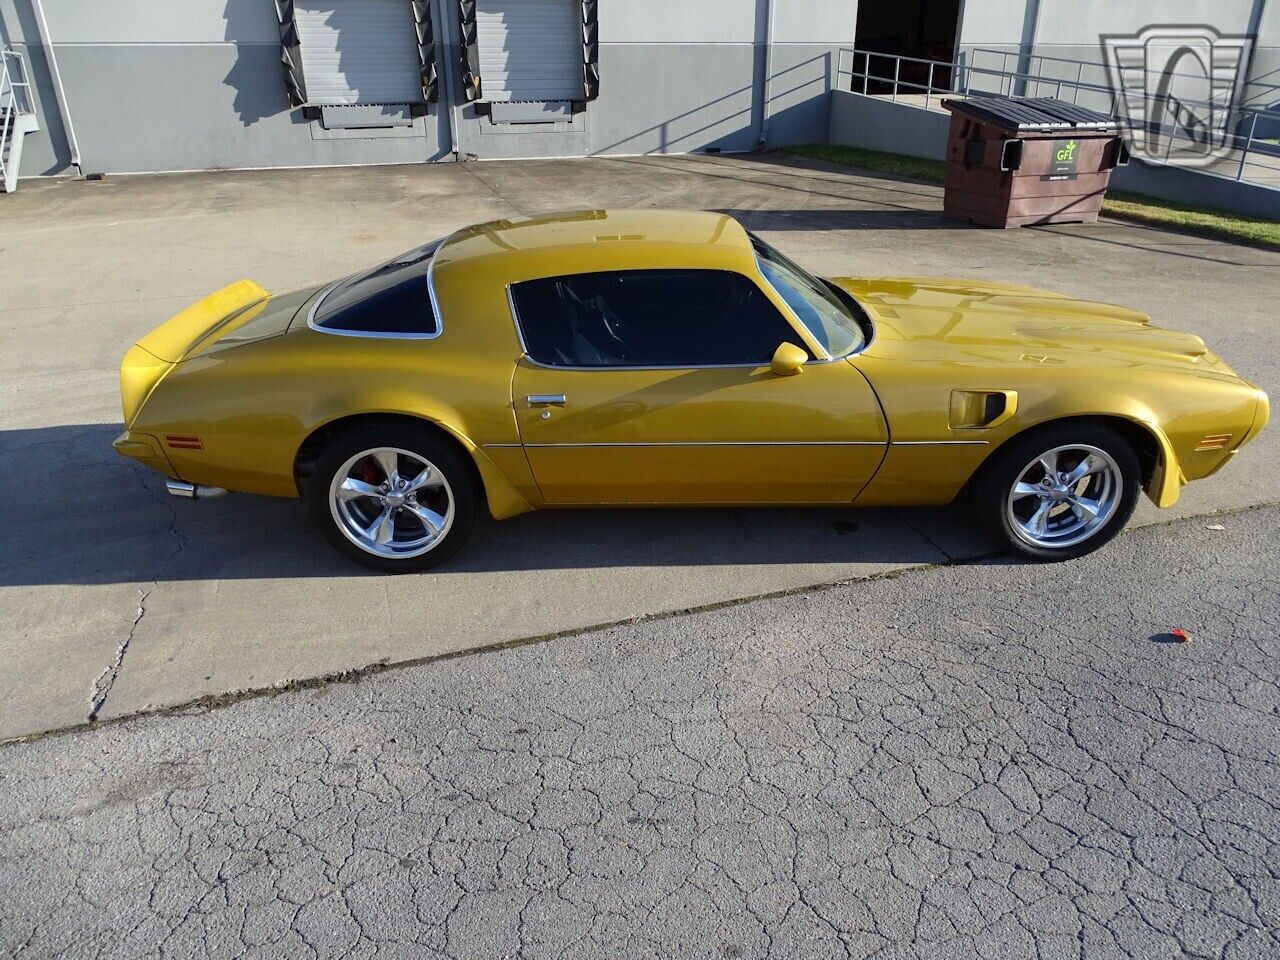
[{"left": 165, "top": 479, "right": 228, "bottom": 500}]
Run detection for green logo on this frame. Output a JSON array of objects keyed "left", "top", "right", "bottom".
[{"left": 1049, "top": 138, "right": 1080, "bottom": 178}]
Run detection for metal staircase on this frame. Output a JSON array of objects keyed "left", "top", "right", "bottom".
[{"left": 2, "top": 48, "right": 40, "bottom": 193}]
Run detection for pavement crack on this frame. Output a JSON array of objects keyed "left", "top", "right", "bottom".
[
  {"left": 892, "top": 509, "right": 955, "bottom": 561},
  {"left": 88, "top": 585, "right": 151, "bottom": 722},
  {"left": 458, "top": 162, "right": 530, "bottom": 217}
]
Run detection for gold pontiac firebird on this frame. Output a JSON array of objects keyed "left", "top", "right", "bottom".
[{"left": 115, "top": 209, "right": 1268, "bottom": 571}]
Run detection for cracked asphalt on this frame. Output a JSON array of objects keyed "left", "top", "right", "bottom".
[
  {"left": 3, "top": 156, "right": 1279, "bottom": 740},
  {"left": 3, "top": 506, "right": 1278, "bottom": 959}
]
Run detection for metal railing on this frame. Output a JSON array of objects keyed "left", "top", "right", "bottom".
[
  {"left": 836, "top": 47, "right": 1122, "bottom": 110},
  {"left": 835, "top": 46, "right": 1280, "bottom": 188},
  {"left": 1, "top": 48, "right": 35, "bottom": 193},
  {"left": 969, "top": 46, "right": 1280, "bottom": 112}
]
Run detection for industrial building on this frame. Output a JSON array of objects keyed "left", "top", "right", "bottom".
[{"left": 1, "top": 1, "right": 1277, "bottom": 182}]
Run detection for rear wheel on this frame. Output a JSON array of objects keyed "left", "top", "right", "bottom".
[
  {"left": 309, "top": 425, "right": 476, "bottom": 572},
  {"left": 975, "top": 422, "right": 1141, "bottom": 561}
]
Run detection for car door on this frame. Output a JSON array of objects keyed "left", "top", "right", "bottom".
[{"left": 508, "top": 268, "right": 887, "bottom": 505}]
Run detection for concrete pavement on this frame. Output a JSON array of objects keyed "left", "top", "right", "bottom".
[
  {"left": 2, "top": 155, "right": 1278, "bottom": 740},
  {"left": 2, "top": 505, "right": 1277, "bottom": 959}
]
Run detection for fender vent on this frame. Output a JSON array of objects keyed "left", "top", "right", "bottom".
[{"left": 950, "top": 390, "right": 1018, "bottom": 429}]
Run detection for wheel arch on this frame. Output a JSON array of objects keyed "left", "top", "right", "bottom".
[
  {"left": 293, "top": 412, "right": 533, "bottom": 519},
  {"left": 972, "top": 413, "right": 1176, "bottom": 506}
]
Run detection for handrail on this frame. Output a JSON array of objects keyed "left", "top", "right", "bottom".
[
  {"left": 1, "top": 53, "right": 10, "bottom": 192},
  {"left": 835, "top": 46, "right": 1279, "bottom": 188},
  {"left": 969, "top": 45, "right": 1280, "bottom": 104},
  {"left": 1, "top": 49, "right": 34, "bottom": 114},
  {"left": 1, "top": 48, "right": 36, "bottom": 192},
  {"left": 841, "top": 46, "right": 1268, "bottom": 119}
]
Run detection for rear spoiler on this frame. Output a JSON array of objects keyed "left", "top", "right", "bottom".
[{"left": 135, "top": 280, "right": 270, "bottom": 363}]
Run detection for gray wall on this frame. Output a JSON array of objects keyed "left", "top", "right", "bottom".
[
  {"left": 828, "top": 89, "right": 950, "bottom": 160},
  {"left": 1, "top": 0, "right": 451, "bottom": 175},
  {"left": 827, "top": 89, "right": 1280, "bottom": 221},
  {"left": 1, "top": 0, "right": 855, "bottom": 178}
]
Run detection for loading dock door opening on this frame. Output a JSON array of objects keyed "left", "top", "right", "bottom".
[
  {"left": 294, "top": 0, "right": 422, "bottom": 104},
  {"left": 854, "top": 0, "right": 961, "bottom": 93},
  {"left": 477, "top": 0, "right": 581, "bottom": 102}
]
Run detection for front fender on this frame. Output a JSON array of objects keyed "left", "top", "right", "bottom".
[{"left": 1139, "top": 419, "right": 1183, "bottom": 508}]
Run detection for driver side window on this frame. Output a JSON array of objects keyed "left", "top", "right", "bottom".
[{"left": 510, "top": 269, "right": 809, "bottom": 368}]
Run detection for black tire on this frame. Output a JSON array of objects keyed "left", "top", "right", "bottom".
[
  {"left": 973, "top": 421, "right": 1141, "bottom": 562},
  {"left": 308, "top": 423, "right": 477, "bottom": 572}
]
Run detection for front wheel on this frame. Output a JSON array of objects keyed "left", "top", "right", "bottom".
[
  {"left": 974, "top": 423, "right": 1142, "bottom": 561},
  {"left": 309, "top": 424, "right": 477, "bottom": 572}
]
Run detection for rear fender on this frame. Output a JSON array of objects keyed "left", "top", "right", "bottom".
[{"left": 299, "top": 402, "right": 536, "bottom": 521}]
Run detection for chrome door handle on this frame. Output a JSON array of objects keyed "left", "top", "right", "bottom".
[{"left": 527, "top": 394, "right": 566, "bottom": 407}]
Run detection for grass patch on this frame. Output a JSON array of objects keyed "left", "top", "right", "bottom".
[
  {"left": 784, "top": 143, "right": 945, "bottom": 184},
  {"left": 780, "top": 143, "right": 1280, "bottom": 250},
  {"left": 1100, "top": 192, "right": 1280, "bottom": 249}
]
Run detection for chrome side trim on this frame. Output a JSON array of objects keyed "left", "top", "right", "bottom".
[
  {"left": 488, "top": 440, "right": 887, "bottom": 449},
  {"left": 483, "top": 440, "right": 983, "bottom": 450},
  {"left": 517, "top": 356, "right": 791, "bottom": 372},
  {"left": 891, "top": 440, "right": 990, "bottom": 446},
  {"left": 306, "top": 246, "right": 446, "bottom": 341},
  {"left": 483, "top": 440, "right": 985, "bottom": 449}
]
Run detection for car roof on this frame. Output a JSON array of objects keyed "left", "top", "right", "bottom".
[{"left": 432, "top": 209, "right": 757, "bottom": 284}]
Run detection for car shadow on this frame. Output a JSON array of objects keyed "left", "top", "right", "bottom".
[{"left": 0, "top": 424, "right": 1005, "bottom": 586}]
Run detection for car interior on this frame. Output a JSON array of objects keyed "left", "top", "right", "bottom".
[{"left": 512, "top": 269, "right": 805, "bottom": 367}]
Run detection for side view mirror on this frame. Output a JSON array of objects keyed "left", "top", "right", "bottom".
[{"left": 770, "top": 342, "right": 807, "bottom": 377}]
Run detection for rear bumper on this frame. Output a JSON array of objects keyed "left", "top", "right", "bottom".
[{"left": 113, "top": 430, "right": 175, "bottom": 478}]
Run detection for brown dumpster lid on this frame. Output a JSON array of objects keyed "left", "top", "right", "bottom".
[{"left": 941, "top": 95, "right": 1122, "bottom": 133}]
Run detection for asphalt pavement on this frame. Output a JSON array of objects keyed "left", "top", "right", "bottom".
[
  {"left": 2, "top": 155, "right": 1279, "bottom": 741},
  {"left": 2, "top": 505, "right": 1277, "bottom": 959}
]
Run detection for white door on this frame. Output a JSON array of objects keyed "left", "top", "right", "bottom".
[
  {"left": 477, "top": 0, "right": 581, "bottom": 102},
  {"left": 295, "top": 0, "right": 421, "bottom": 104}
]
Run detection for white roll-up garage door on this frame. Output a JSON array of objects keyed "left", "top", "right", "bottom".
[
  {"left": 477, "top": 0, "right": 582, "bottom": 102},
  {"left": 295, "top": 0, "right": 421, "bottom": 105}
]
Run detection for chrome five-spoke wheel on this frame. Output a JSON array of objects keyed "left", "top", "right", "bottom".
[
  {"left": 310, "top": 422, "right": 476, "bottom": 571},
  {"left": 1006, "top": 444, "right": 1122, "bottom": 550},
  {"left": 330, "top": 447, "right": 455, "bottom": 559},
  {"left": 977, "top": 423, "right": 1141, "bottom": 561}
]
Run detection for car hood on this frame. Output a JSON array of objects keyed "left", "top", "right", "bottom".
[{"left": 830, "top": 276, "right": 1232, "bottom": 376}]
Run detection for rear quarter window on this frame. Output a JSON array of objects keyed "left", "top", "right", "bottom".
[{"left": 312, "top": 240, "right": 442, "bottom": 337}]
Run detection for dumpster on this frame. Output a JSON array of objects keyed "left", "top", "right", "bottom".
[{"left": 940, "top": 96, "right": 1129, "bottom": 228}]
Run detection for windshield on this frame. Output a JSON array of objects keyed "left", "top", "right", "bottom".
[{"left": 750, "top": 234, "right": 867, "bottom": 358}]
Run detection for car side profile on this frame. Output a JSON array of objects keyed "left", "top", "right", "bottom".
[{"left": 115, "top": 209, "right": 1269, "bottom": 571}]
